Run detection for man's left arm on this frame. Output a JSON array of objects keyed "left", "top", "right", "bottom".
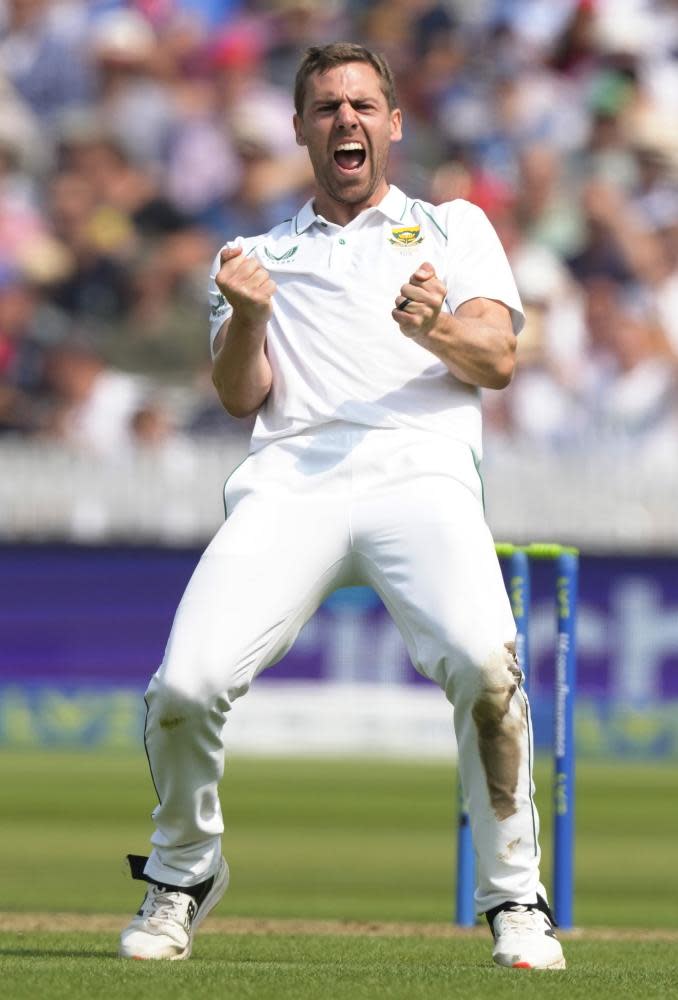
[{"left": 391, "top": 262, "right": 516, "bottom": 389}]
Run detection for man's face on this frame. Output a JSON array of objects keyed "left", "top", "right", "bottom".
[{"left": 293, "top": 62, "right": 402, "bottom": 214}]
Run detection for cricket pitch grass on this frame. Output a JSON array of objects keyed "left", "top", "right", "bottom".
[{"left": 1, "top": 752, "right": 676, "bottom": 998}]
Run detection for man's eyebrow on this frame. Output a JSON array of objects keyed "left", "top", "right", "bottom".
[{"left": 311, "top": 94, "right": 378, "bottom": 107}]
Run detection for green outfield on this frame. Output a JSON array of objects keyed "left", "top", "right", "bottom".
[{"left": 1, "top": 752, "right": 677, "bottom": 998}]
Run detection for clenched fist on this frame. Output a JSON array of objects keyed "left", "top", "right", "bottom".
[
  {"left": 216, "top": 246, "right": 277, "bottom": 325},
  {"left": 392, "top": 261, "right": 446, "bottom": 342}
]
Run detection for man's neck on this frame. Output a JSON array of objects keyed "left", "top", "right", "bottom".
[{"left": 313, "top": 183, "right": 390, "bottom": 227}]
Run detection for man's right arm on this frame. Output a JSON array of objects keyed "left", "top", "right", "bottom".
[{"left": 211, "top": 247, "right": 275, "bottom": 418}]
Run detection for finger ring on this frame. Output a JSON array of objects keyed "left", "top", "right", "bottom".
[{"left": 397, "top": 297, "right": 412, "bottom": 311}]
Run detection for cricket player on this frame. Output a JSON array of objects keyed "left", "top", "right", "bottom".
[{"left": 120, "top": 42, "right": 566, "bottom": 970}]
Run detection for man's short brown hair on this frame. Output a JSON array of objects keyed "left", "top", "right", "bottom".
[{"left": 294, "top": 42, "right": 398, "bottom": 115}]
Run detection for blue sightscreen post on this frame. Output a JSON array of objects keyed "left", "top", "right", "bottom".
[
  {"left": 455, "top": 777, "right": 476, "bottom": 926},
  {"left": 509, "top": 548, "right": 531, "bottom": 692},
  {"left": 553, "top": 550, "right": 578, "bottom": 929}
]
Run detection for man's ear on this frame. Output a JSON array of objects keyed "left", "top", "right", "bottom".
[
  {"left": 293, "top": 114, "right": 306, "bottom": 147},
  {"left": 390, "top": 108, "right": 403, "bottom": 143}
]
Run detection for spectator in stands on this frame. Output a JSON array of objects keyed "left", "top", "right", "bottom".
[
  {"left": 580, "top": 168, "right": 678, "bottom": 352},
  {"left": 163, "top": 71, "right": 244, "bottom": 223},
  {"left": 42, "top": 338, "right": 145, "bottom": 455},
  {"left": 46, "top": 168, "right": 134, "bottom": 324},
  {"left": 0, "top": 0, "right": 92, "bottom": 124},
  {"left": 0, "top": 263, "right": 54, "bottom": 432},
  {"left": 128, "top": 396, "right": 198, "bottom": 477},
  {"left": 88, "top": 7, "right": 174, "bottom": 167},
  {"left": 200, "top": 23, "right": 314, "bottom": 236},
  {"left": 58, "top": 125, "right": 212, "bottom": 328},
  {"left": 580, "top": 276, "right": 678, "bottom": 452}
]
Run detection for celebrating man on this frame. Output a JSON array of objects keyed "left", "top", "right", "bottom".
[{"left": 120, "top": 43, "right": 566, "bottom": 971}]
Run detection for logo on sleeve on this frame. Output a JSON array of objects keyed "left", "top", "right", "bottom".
[
  {"left": 210, "top": 292, "right": 229, "bottom": 317},
  {"left": 388, "top": 226, "right": 424, "bottom": 252},
  {"left": 264, "top": 245, "right": 299, "bottom": 264}
]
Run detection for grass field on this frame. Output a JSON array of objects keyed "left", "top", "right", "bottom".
[{"left": 1, "top": 751, "right": 677, "bottom": 998}]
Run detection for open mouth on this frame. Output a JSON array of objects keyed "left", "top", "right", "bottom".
[{"left": 333, "top": 142, "right": 366, "bottom": 172}]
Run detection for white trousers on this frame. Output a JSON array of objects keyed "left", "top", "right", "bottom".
[{"left": 143, "top": 425, "right": 547, "bottom": 913}]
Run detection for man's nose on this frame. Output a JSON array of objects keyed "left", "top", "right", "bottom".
[{"left": 335, "top": 101, "right": 358, "bottom": 129}]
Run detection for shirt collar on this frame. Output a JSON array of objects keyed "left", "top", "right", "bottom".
[
  {"left": 293, "top": 198, "right": 317, "bottom": 235},
  {"left": 374, "top": 185, "right": 410, "bottom": 224},
  {"left": 292, "top": 185, "right": 410, "bottom": 234}
]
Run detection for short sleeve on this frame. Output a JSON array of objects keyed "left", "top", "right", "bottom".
[
  {"left": 208, "top": 244, "right": 236, "bottom": 357},
  {"left": 446, "top": 202, "right": 525, "bottom": 334}
]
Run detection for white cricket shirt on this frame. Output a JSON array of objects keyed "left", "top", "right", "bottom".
[{"left": 209, "top": 186, "right": 524, "bottom": 460}]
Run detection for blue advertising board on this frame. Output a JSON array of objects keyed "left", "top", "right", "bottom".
[{"left": 1, "top": 545, "right": 677, "bottom": 756}]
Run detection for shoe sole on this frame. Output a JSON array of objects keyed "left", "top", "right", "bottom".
[
  {"left": 122, "top": 857, "right": 229, "bottom": 961},
  {"left": 494, "top": 954, "right": 567, "bottom": 970}
]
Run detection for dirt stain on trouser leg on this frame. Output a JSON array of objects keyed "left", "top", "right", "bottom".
[
  {"left": 471, "top": 643, "right": 527, "bottom": 821},
  {"left": 159, "top": 716, "right": 186, "bottom": 730}
]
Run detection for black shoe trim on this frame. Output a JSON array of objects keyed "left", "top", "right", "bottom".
[
  {"left": 485, "top": 894, "right": 558, "bottom": 937},
  {"left": 127, "top": 854, "right": 154, "bottom": 883},
  {"left": 535, "top": 893, "right": 558, "bottom": 927},
  {"left": 126, "top": 854, "right": 215, "bottom": 907}
]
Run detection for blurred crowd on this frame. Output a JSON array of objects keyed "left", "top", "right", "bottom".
[{"left": 1, "top": 0, "right": 677, "bottom": 460}]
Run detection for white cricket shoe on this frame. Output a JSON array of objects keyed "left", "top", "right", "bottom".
[
  {"left": 119, "top": 854, "right": 229, "bottom": 960},
  {"left": 488, "top": 900, "right": 566, "bottom": 970}
]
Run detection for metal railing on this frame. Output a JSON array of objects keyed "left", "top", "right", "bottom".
[{"left": 1, "top": 435, "right": 677, "bottom": 549}]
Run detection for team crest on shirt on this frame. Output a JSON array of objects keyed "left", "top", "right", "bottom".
[
  {"left": 388, "top": 226, "right": 424, "bottom": 253},
  {"left": 264, "top": 245, "right": 299, "bottom": 263}
]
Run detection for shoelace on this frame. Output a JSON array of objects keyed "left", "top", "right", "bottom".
[
  {"left": 143, "top": 884, "right": 194, "bottom": 924},
  {"left": 495, "top": 907, "right": 546, "bottom": 934}
]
